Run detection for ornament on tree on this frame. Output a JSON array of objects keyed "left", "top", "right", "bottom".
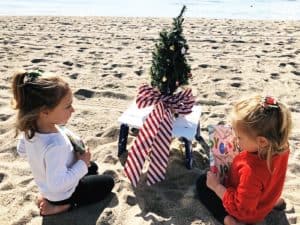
[
  {"left": 150, "top": 5, "right": 191, "bottom": 96},
  {"left": 181, "top": 47, "right": 186, "bottom": 55}
]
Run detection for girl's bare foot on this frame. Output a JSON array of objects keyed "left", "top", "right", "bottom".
[
  {"left": 224, "top": 215, "right": 245, "bottom": 225},
  {"left": 39, "top": 198, "right": 71, "bottom": 216}
]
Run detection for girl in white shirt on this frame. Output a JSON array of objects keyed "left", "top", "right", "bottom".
[{"left": 12, "top": 70, "right": 114, "bottom": 216}]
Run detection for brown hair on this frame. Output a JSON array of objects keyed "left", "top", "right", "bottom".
[
  {"left": 231, "top": 95, "right": 292, "bottom": 171},
  {"left": 11, "top": 70, "right": 70, "bottom": 139}
]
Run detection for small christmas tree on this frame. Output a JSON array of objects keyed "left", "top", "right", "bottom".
[{"left": 150, "top": 5, "right": 191, "bottom": 96}]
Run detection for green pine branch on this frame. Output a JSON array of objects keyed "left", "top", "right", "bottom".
[{"left": 150, "top": 5, "right": 191, "bottom": 95}]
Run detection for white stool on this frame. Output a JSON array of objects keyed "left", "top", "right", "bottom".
[{"left": 117, "top": 103, "right": 201, "bottom": 169}]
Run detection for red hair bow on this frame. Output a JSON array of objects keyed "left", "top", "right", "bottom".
[{"left": 263, "top": 96, "right": 278, "bottom": 108}]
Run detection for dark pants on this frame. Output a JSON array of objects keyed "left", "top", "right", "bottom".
[
  {"left": 196, "top": 173, "right": 228, "bottom": 224},
  {"left": 49, "top": 161, "right": 114, "bottom": 207}
]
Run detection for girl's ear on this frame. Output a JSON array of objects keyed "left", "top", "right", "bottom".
[
  {"left": 256, "top": 136, "right": 269, "bottom": 148},
  {"left": 39, "top": 107, "right": 50, "bottom": 117}
]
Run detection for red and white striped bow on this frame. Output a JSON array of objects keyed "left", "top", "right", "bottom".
[{"left": 124, "top": 84, "right": 195, "bottom": 187}]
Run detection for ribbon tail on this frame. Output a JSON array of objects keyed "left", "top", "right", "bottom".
[
  {"left": 146, "top": 106, "right": 173, "bottom": 185},
  {"left": 124, "top": 103, "right": 162, "bottom": 187}
]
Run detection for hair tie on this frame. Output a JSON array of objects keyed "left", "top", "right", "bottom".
[
  {"left": 25, "top": 70, "right": 42, "bottom": 83},
  {"left": 262, "top": 96, "right": 279, "bottom": 109}
]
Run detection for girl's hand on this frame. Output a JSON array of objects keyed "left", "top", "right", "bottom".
[
  {"left": 206, "top": 171, "right": 221, "bottom": 192},
  {"left": 76, "top": 148, "right": 91, "bottom": 167}
]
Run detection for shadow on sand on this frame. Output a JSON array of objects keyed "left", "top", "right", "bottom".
[{"left": 42, "top": 192, "right": 118, "bottom": 225}]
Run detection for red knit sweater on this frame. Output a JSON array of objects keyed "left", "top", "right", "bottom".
[{"left": 223, "top": 149, "right": 289, "bottom": 223}]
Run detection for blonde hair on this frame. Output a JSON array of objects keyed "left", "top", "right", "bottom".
[
  {"left": 11, "top": 70, "right": 70, "bottom": 139},
  {"left": 231, "top": 95, "right": 292, "bottom": 171}
]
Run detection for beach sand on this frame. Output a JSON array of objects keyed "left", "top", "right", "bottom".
[{"left": 0, "top": 16, "right": 299, "bottom": 225}]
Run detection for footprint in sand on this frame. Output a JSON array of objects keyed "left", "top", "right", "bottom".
[
  {"left": 97, "top": 90, "right": 129, "bottom": 100},
  {"left": 74, "top": 89, "right": 129, "bottom": 100},
  {"left": 231, "top": 77, "right": 243, "bottom": 81},
  {"left": 232, "top": 40, "right": 246, "bottom": 44},
  {"left": 230, "top": 69, "right": 242, "bottom": 74},
  {"left": 103, "top": 155, "right": 119, "bottom": 165},
  {"left": 113, "top": 72, "right": 125, "bottom": 78},
  {"left": 231, "top": 82, "right": 242, "bottom": 88},
  {"left": 76, "top": 63, "right": 83, "bottom": 68},
  {"left": 196, "top": 99, "right": 225, "bottom": 106},
  {"left": 63, "top": 61, "right": 73, "bottom": 66},
  {"left": 210, "top": 113, "right": 226, "bottom": 118},
  {"left": 290, "top": 163, "right": 300, "bottom": 176},
  {"left": 285, "top": 62, "right": 298, "bottom": 68},
  {"left": 0, "top": 173, "right": 5, "bottom": 183},
  {"left": 220, "top": 65, "right": 228, "bottom": 69},
  {"left": 134, "top": 69, "right": 144, "bottom": 76},
  {"left": 280, "top": 54, "right": 296, "bottom": 59},
  {"left": 126, "top": 85, "right": 136, "bottom": 89},
  {"left": 111, "top": 64, "right": 118, "bottom": 69},
  {"left": 198, "top": 64, "right": 210, "bottom": 68},
  {"left": 212, "top": 78, "right": 222, "bottom": 82},
  {"left": 69, "top": 73, "right": 79, "bottom": 79},
  {"left": 291, "top": 71, "right": 300, "bottom": 76},
  {"left": 279, "top": 63, "right": 286, "bottom": 67},
  {"left": 0, "top": 179, "right": 13, "bottom": 191},
  {"left": 0, "top": 84, "right": 10, "bottom": 90},
  {"left": 270, "top": 73, "right": 280, "bottom": 80},
  {"left": 100, "top": 126, "right": 120, "bottom": 139},
  {"left": 74, "top": 89, "right": 94, "bottom": 99},
  {"left": 215, "top": 91, "right": 227, "bottom": 98},
  {"left": 98, "top": 209, "right": 116, "bottom": 224},
  {"left": 31, "top": 58, "right": 46, "bottom": 63},
  {"left": 44, "top": 52, "right": 59, "bottom": 57},
  {"left": 289, "top": 101, "right": 300, "bottom": 113},
  {"left": 201, "top": 39, "right": 217, "bottom": 43},
  {"left": 18, "top": 177, "right": 34, "bottom": 187},
  {"left": 78, "top": 47, "right": 87, "bottom": 52},
  {"left": 0, "top": 114, "right": 11, "bottom": 121},
  {"left": 104, "top": 83, "right": 119, "bottom": 89},
  {"left": 0, "top": 127, "right": 10, "bottom": 135}
]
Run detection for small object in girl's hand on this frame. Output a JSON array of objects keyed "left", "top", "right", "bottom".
[
  {"left": 69, "top": 134, "right": 85, "bottom": 154},
  {"left": 59, "top": 126, "right": 86, "bottom": 154}
]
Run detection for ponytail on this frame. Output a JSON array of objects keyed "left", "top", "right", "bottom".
[{"left": 11, "top": 70, "right": 27, "bottom": 110}]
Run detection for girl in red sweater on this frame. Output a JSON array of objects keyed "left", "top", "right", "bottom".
[{"left": 196, "top": 96, "right": 292, "bottom": 225}]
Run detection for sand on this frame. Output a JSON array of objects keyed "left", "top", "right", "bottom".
[{"left": 0, "top": 16, "right": 299, "bottom": 225}]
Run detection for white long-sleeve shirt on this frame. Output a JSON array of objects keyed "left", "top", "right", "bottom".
[{"left": 17, "top": 128, "right": 88, "bottom": 201}]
